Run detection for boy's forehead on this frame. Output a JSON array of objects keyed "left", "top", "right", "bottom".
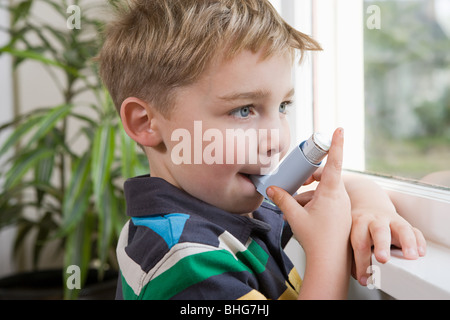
[
  {"left": 217, "top": 51, "right": 293, "bottom": 93},
  {"left": 200, "top": 49, "right": 293, "bottom": 87},
  {"left": 168, "top": 49, "right": 294, "bottom": 114}
]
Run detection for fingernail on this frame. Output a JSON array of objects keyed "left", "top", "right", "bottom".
[
  {"left": 359, "top": 276, "right": 368, "bottom": 286},
  {"left": 378, "top": 250, "right": 389, "bottom": 262},
  {"left": 266, "top": 187, "right": 274, "bottom": 199},
  {"left": 405, "top": 248, "right": 418, "bottom": 259},
  {"left": 418, "top": 246, "right": 426, "bottom": 256}
]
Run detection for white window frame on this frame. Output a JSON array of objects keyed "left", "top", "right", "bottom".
[{"left": 276, "top": 0, "right": 450, "bottom": 300}]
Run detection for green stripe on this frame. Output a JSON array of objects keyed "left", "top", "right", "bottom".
[
  {"left": 140, "top": 249, "right": 251, "bottom": 300},
  {"left": 120, "top": 240, "right": 271, "bottom": 300},
  {"left": 236, "top": 240, "right": 269, "bottom": 274}
]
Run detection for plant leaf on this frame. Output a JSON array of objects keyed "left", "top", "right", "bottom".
[
  {"left": 24, "top": 104, "right": 72, "bottom": 149},
  {"left": 33, "top": 211, "right": 58, "bottom": 269},
  {"left": 0, "top": 46, "right": 79, "bottom": 76},
  {"left": 34, "top": 133, "right": 57, "bottom": 205},
  {"left": 119, "top": 124, "right": 137, "bottom": 179},
  {"left": 91, "top": 124, "right": 115, "bottom": 204},
  {"left": 97, "top": 182, "right": 115, "bottom": 278},
  {"left": 63, "top": 212, "right": 94, "bottom": 300},
  {"left": 11, "top": 0, "right": 33, "bottom": 26},
  {"left": 0, "top": 114, "right": 44, "bottom": 159},
  {"left": 91, "top": 124, "right": 115, "bottom": 277},
  {"left": 60, "top": 153, "right": 91, "bottom": 236},
  {"left": 13, "top": 219, "right": 35, "bottom": 263},
  {"left": 4, "top": 148, "right": 53, "bottom": 189},
  {"left": 0, "top": 203, "right": 24, "bottom": 228}
]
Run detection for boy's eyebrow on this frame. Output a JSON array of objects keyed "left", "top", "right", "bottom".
[
  {"left": 218, "top": 88, "right": 295, "bottom": 102},
  {"left": 285, "top": 88, "right": 295, "bottom": 99}
]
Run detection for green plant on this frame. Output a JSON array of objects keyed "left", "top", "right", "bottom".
[{"left": 0, "top": 0, "right": 146, "bottom": 299}]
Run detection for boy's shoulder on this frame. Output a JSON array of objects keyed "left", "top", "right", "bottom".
[
  {"left": 126, "top": 211, "right": 230, "bottom": 261},
  {"left": 121, "top": 175, "right": 283, "bottom": 237},
  {"left": 116, "top": 176, "right": 291, "bottom": 299},
  {"left": 122, "top": 193, "right": 281, "bottom": 262},
  {"left": 120, "top": 175, "right": 283, "bottom": 261}
]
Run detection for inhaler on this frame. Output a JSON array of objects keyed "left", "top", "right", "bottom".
[{"left": 250, "top": 133, "right": 331, "bottom": 199}]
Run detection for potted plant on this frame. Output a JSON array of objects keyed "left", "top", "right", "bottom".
[{"left": 0, "top": 0, "right": 146, "bottom": 299}]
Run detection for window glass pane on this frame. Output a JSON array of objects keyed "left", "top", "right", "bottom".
[{"left": 364, "top": 0, "right": 450, "bottom": 187}]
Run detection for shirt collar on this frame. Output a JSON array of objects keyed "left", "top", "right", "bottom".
[{"left": 123, "top": 175, "right": 276, "bottom": 244}]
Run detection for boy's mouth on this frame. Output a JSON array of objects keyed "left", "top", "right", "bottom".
[
  {"left": 238, "top": 172, "right": 254, "bottom": 186},
  {"left": 239, "top": 172, "right": 251, "bottom": 180}
]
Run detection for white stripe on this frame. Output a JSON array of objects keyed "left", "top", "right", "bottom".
[
  {"left": 217, "top": 231, "right": 249, "bottom": 260},
  {"left": 116, "top": 220, "right": 147, "bottom": 296},
  {"left": 145, "top": 231, "right": 250, "bottom": 282},
  {"left": 117, "top": 227, "right": 252, "bottom": 296}
]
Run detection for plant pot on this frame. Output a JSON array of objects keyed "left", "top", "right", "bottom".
[{"left": 0, "top": 269, "right": 118, "bottom": 300}]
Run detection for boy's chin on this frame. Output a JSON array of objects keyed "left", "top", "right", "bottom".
[{"left": 227, "top": 193, "right": 265, "bottom": 215}]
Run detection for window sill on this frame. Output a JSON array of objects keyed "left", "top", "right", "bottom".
[
  {"left": 347, "top": 171, "right": 450, "bottom": 299},
  {"left": 371, "top": 241, "right": 450, "bottom": 300},
  {"left": 349, "top": 171, "right": 450, "bottom": 247}
]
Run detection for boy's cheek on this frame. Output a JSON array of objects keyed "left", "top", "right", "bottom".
[{"left": 223, "top": 131, "right": 285, "bottom": 173}]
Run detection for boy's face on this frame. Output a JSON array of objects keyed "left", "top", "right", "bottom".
[{"left": 153, "top": 49, "right": 293, "bottom": 214}]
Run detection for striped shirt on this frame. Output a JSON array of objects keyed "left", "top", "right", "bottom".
[{"left": 116, "top": 176, "right": 302, "bottom": 300}]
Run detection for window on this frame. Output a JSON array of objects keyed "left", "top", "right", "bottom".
[
  {"left": 364, "top": 0, "right": 450, "bottom": 184},
  {"left": 274, "top": 0, "right": 450, "bottom": 189},
  {"left": 273, "top": 0, "right": 450, "bottom": 300}
]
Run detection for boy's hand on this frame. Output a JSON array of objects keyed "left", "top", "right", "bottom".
[
  {"left": 348, "top": 191, "right": 427, "bottom": 286},
  {"left": 299, "top": 165, "right": 427, "bottom": 287},
  {"left": 267, "top": 128, "right": 352, "bottom": 299},
  {"left": 267, "top": 128, "right": 351, "bottom": 256}
]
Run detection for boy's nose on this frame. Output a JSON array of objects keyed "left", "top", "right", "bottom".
[
  {"left": 258, "top": 129, "right": 279, "bottom": 158},
  {"left": 257, "top": 121, "right": 289, "bottom": 167}
]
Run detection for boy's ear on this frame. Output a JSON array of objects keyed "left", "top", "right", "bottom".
[{"left": 120, "top": 97, "right": 163, "bottom": 147}]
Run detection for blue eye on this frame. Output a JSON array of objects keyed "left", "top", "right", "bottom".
[
  {"left": 279, "top": 101, "right": 292, "bottom": 114},
  {"left": 231, "top": 105, "right": 253, "bottom": 118}
]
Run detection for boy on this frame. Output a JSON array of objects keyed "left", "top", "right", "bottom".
[{"left": 98, "top": 0, "right": 426, "bottom": 299}]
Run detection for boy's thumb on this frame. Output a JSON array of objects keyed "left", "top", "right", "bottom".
[{"left": 266, "top": 186, "right": 305, "bottom": 220}]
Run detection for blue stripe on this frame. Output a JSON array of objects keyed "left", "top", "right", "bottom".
[{"left": 132, "top": 214, "right": 190, "bottom": 248}]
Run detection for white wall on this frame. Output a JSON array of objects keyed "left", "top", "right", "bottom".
[{"left": 0, "top": 6, "right": 16, "bottom": 278}]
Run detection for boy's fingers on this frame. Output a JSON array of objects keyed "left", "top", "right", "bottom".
[
  {"left": 311, "top": 167, "right": 324, "bottom": 182},
  {"left": 391, "top": 218, "right": 426, "bottom": 259},
  {"left": 392, "top": 221, "right": 419, "bottom": 260},
  {"left": 303, "top": 167, "right": 323, "bottom": 185},
  {"left": 294, "top": 190, "right": 315, "bottom": 206},
  {"left": 369, "top": 221, "right": 391, "bottom": 263},
  {"left": 414, "top": 228, "right": 427, "bottom": 257},
  {"left": 319, "top": 128, "right": 344, "bottom": 190},
  {"left": 350, "top": 222, "right": 373, "bottom": 286}
]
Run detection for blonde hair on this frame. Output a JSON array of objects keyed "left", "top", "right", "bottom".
[{"left": 97, "top": 0, "right": 322, "bottom": 117}]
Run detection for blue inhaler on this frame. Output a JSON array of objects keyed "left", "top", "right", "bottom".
[{"left": 250, "top": 133, "right": 331, "bottom": 199}]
